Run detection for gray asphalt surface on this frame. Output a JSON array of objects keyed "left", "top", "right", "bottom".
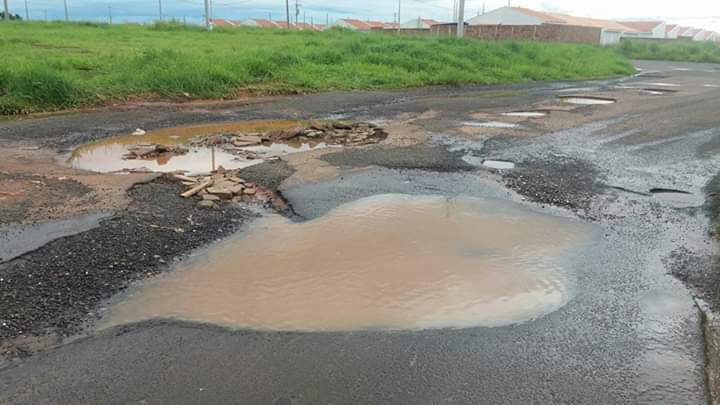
[{"left": 1, "top": 60, "right": 719, "bottom": 404}]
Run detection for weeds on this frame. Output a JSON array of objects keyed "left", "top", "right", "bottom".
[
  {"left": 0, "top": 21, "right": 633, "bottom": 114},
  {"left": 615, "top": 39, "right": 720, "bottom": 63}
]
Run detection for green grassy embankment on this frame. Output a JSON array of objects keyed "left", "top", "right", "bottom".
[
  {"left": 615, "top": 39, "right": 720, "bottom": 64},
  {"left": 0, "top": 21, "right": 633, "bottom": 114}
]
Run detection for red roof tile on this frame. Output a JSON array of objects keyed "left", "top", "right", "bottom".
[
  {"left": 338, "top": 19, "right": 372, "bottom": 30},
  {"left": 511, "top": 7, "right": 639, "bottom": 32},
  {"left": 617, "top": 21, "right": 663, "bottom": 33}
]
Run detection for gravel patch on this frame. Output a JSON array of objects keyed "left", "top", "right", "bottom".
[{"left": 0, "top": 177, "right": 253, "bottom": 358}]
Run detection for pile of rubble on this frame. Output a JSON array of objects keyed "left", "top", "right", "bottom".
[
  {"left": 176, "top": 168, "right": 285, "bottom": 210},
  {"left": 192, "top": 121, "right": 387, "bottom": 156},
  {"left": 123, "top": 144, "right": 189, "bottom": 161}
]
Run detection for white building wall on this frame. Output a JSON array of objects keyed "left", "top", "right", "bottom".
[
  {"left": 601, "top": 30, "right": 622, "bottom": 45},
  {"left": 333, "top": 20, "right": 360, "bottom": 30},
  {"left": 466, "top": 7, "right": 544, "bottom": 26},
  {"left": 693, "top": 31, "right": 708, "bottom": 41},
  {"left": 400, "top": 18, "right": 430, "bottom": 29},
  {"left": 241, "top": 20, "right": 260, "bottom": 27}
]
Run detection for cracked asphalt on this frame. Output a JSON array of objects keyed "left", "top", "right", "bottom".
[{"left": 0, "top": 60, "right": 719, "bottom": 404}]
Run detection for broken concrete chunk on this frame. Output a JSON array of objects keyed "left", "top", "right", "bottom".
[
  {"left": 181, "top": 179, "right": 213, "bottom": 198},
  {"left": 243, "top": 187, "right": 257, "bottom": 196},
  {"left": 228, "top": 184, "right": 245, "bottom": 195},
  {"left": 206, "top": 187, "right": 234, "bottom": 200},
  {"left": 226, "top": 176, "right": 245, "bottom": 184},
  {"left": 197, "top": 200, "right": 216, "bottom": 209},
  {"left": 202, "top": 194, "right": 221, "bottom": 201},
  {"left": 124, "top": 144, "right": 189, "bottom": 161}
]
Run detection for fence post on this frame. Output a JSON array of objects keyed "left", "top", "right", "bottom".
[{"left": 533, "top": 26, "right": 537, "bottom": 41}]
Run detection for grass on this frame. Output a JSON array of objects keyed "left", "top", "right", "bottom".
[
  {"left": 615, "top": 39, "right": 720, "bottom": 64},
  {"left": 0, "top": 21, "right": 633, "bottom": 114}
]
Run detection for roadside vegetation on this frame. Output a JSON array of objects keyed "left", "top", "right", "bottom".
[
  {"left": 0, "top": 21, "right": 633, "bottom": 114},
  {"left": 616, "top": 39, "right": 720, "bottom": 64}
]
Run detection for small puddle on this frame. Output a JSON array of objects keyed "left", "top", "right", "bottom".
[
  {"left": 482, "top": 160, "right": 516, "bottom": 170},
  {"left": 559, "top": 96, "right": 616, "bottom": 105},
  {"left": 643, "top": 82, "right": 680, "bottom": 87},
  {"left": 100, "top": 194, "right": 593, "bottom": 331},
  {"left": 501, "top": 111, "right": 547, "bottom": 118},
  {"left": 462, "top": 121, "right": 520, "bottom": 129},
  {"left": 557, "top": 87, "right": 601, "bottom": 93},
  {"left": 68, "top": 120, "right": 315, "bottom": 174},
  {"left": 649, "top": 188, "right": 704, "bottom": 208},
  {"left": 642, "top": 88, "right": 678, "bottom": 95}
]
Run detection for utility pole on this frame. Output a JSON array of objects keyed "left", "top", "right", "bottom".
[
  {"left": 44, "top": 9, "right": 47, "bottom": 21},
  {"left": 64, "top": 0, "right": 69, "bottom": 22},
  {"left": 397, "top": 0, "right": 401, "bottom": 33},
  {"left": 303, "top": 11, "right": 305, "bottom": 25},
  {"left": 107, "top": 5, "right": 112, "bottom": 24},
  {"left": 285, "top": 0, "right": 290, "bottom": 28},
  {"left": 457, "top": 0, "right": 465, "bottom": 38},
  {"left": 452, "top": 0, "right": 457, "bottom": 22},
  {"left": 158, "top": 0, "right": 162, "bottom": 21},
  {"left": 204, "top": 0, "right": 210, "bottom": 30},
  {"left": 24, "top": 0, "right": 29, "bottom": 20},
  {"left": 325, "top": 13, "right": 328, "bottom": 26},
  {"left": 294, "top": 0, "right": 299, "bottom": 27},
  {"left": 3, "top": 0, "right": 9, "bottom": 21}
]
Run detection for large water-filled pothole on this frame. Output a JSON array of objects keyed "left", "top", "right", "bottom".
[
  {"left": 100, "top": 194, "right": 593, "bottom": 332},
  {"left": 68, "top": 121, "right": 306, "bottom": 174},
  {"left": 68, "top": 120, "right": 384, "bottom": 175}
]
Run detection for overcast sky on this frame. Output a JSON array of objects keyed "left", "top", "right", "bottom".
[{"left": 10, "top": 0, "right": 720, "bottom": 32}]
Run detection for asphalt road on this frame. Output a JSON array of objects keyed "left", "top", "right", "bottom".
[{"left": 1, "top": 60, "right": 719, "bottom": 404}]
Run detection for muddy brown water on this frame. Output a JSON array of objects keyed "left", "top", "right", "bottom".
[
  {"left": 67, "top": 120, "right": 325, "bottom": 174},
  {"left": 101, "top": 194, "right": 593, "bottom": 332}
]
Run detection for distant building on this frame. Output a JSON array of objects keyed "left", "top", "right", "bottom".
[
  {"left": 466, "top": 6, "right": 637, "bottom": 45},
  {"left": 617, "top": 21, "right": 666, "bottom": 39},
  {"left": 333, "top": 19, "right": 373, "bottom": 31},
  {"left": 211, "top": 19, "right": 241, "bottom": 27},
  {"left": 665, "top": 24, "right": 682, "bottom": 39},
  {"left": 678, "top": 27, "right": 700, "bottom": 40},
  {"left": 295, "top": 22, "right": 324, "bottom": 31},
  {"left": 242, "top": 19, "right": 279, "bottom": 28},
  {"left": 400, "top": 18, "right": 442, "bottom": 29},
  {"left": 695, "top": 30, "right": 719, "bottom": 42}
]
